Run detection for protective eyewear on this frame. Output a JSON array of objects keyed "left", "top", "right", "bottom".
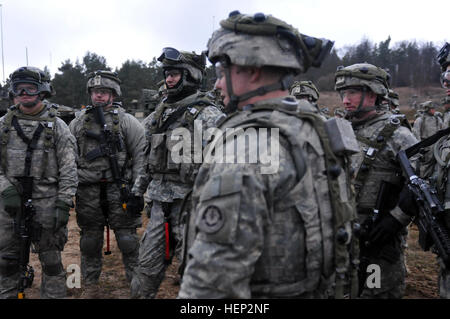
[
  {"left": 11, "top": 83, "right": 39, "bottom": 96},
  {"left": 159, "top": 47, "right": 182, "bottom": 62},
  {"left": 91, "top": 88, "right": 112, "bottom": 95},
  {"left": 164, "top": 69, "right": 182, "bottom": 78},
  {"left": 441, "top": 70, "right": 450, "bottom": 88},
  {"left": 338, "top": 88, "right": 362, "bottom": 100},
  {"left": 214, "top": 62, "right": 226, "bottom": 80}
]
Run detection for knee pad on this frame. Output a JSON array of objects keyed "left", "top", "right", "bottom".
[
  {"left": 115, "top": 229, "right": 139, "bottom": 255},
  {"left": 0, "top": 255, "right": 19, "bottom": 276},
  {"left": 80, "top": 230, "right": 103, "bottom": 257},
  {"left": 40, "top": 251, "right": 64, "bottom": 276}
]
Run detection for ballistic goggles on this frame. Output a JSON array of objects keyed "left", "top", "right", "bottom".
[
  {"left": 11, "top": 83, "right": 40, "bottom": 96},
  {"left": 159, "top": 47, "right": 182, "bottom": 62}
]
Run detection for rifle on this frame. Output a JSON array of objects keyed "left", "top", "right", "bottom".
[
  {"left": 397, "top": 150, "right": 450, "bottom": 268},
  {"left": 3, "top": 177, "right": 36, "bottom": 299},
  {"left": 84, "top": 105, "right": 129, "bottom": 211}
]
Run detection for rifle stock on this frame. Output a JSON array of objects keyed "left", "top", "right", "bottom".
[{"left": 15, "top": 178, "right": 36, "bottom": 299}]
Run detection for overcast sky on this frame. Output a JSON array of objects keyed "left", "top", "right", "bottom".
[{"left": 0, "top": 0, "right": 447, "bottom": 83}]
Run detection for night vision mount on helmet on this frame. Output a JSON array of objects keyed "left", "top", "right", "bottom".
[
  {"left": 437, "top": 42, "right": 450, "bottom": 72},
  {"left": 206, "top": 10, "right": 334, "bottom": 112},
  {"left": 86, "top": 70, "right": 122, "bottom": 97}
]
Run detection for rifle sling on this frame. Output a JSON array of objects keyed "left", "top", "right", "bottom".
[
  {"left": 406, "top": 126, "right": 450, "bottom": 158},
  {"left": 11, "top": 116, "right": 44, "bottom": 187},
  {"left": 151, "top": 100, "right": 213, "bottom": 135}
]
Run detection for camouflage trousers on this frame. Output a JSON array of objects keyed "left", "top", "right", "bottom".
[
  {"left": 75, "top": 183, "right": 141, "bottom": 285},
  {"left": 358, "top": 213, "right": 407, "bottom": 299},
  {"left": 130, "top": 199, "right": 186, "bottom": 299},
  {"left": 438, "top": 258, "right": 450, "bottom": 299},
  {"left": 0, "top": 197, "right": 68, "bottom": 299}
]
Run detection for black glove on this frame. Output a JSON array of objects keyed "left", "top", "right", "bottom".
[
  {"left": 127, "top": 195, "right": 144, "bottom": 216},
  {"left": 398, "top": 186, "right": 419, "bottom": 217},
  {"left": 368, "top": 213, "right": 403, "bottom": 247},
  {"left": 54, "top": 199, "right": 72, "bottom": 231},
  {"left": 1, "top": 185, "right": 21, "bottom": 216}
]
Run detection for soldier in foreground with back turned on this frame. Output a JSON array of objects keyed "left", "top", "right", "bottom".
[
  {"left": 334, "top": 63, "right": 418, "bottom": 298},
  {"left": 412, "top": 101, "right": 443, "bottom": 179},
  {"left": 0, "top": 67, "right": 78, "bottom": 298},
  {"left": 69, "top": 71, "right": 145, "bottom": 298},
  {"left": 179, "top": 11, "right": 360, "bottom": 299}
]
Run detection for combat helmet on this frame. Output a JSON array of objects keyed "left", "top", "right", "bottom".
[
  {"left": 206, "top": 10, "right": 333, "bottom": 111},
  {"left": 290, "top": 80, "right": 320, "bottom": 102},
  {"left": 9, "top": 66, "right": 54, "bottom": 99},
  {"left": 157, "top": 47, "right": 205, "bottom": 97},
  {"left": 387, "top": 89, "right": 399, "bottom": 108},
  {"left": 86, "top": 70, "right": 122, "bottom": 97},
  {"left": 334, "top": 63, "right": 390, "bottom": 118},
  {"left": 419, "top": 100, "right": 435, "bottom": 112}
]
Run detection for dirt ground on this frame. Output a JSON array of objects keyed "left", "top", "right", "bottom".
[
  {"left": 23, "top": 87, "right": 446, "bottom": 299},
  {"left": 23, "top": 208, "right": 440, "bottom": 299},
  {"left": 26, "top": 210, "right": 180, "bottom": 299}
]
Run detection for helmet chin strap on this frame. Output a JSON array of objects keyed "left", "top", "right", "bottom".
[
  {"left": 92, "top": 95, "right": 113, "bottom": 108},
  {"left": 19, "top": 94, "right": 43, "bottom": 108},
  {"left": 344, "top": 88, "right": 378, "bottom": 120},
  {"left": 223, "top": 67, "right": 295, "bottom": 113}
]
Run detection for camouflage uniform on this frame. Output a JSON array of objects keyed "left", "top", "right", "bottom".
[
  {"left": 335, "top": 63, "right": 418, "bottom": 298},
  {"left": 179, "top": 12, "right": 358, "bottom": 299},
  {"left": 289, "top": 80, "right": 327, "bottom": 118},
  {"left": 412, "top": 101, "right": 443, "bottom": 179},
  {"left": 441, "top": 96, "right": 450, "bottom": 128},
  {"left": 431, "top": 42, "right": 450, "bottom": 299},
  {"left": 130, "top": 49, "right": 225, "bottom": 299},
  {"left": 0, "top": 67, "right": 78, "bottom": 298},
  {"left": 69, "top": 71, "right": 145, "bottom": 288}
]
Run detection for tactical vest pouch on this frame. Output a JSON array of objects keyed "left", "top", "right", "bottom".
[
  {"left": 166, "top": 133, "right": 181, "bottom": 172},
  {"left": 324, "top": 118, "right": 359, "bottom": 155},
  {"left": 148, "top": 133, "right": 167, "bottom": 172}
]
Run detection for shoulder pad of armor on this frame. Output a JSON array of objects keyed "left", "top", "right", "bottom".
[{"left": 435, "top": 111, "right": 443, "bottom": 118}]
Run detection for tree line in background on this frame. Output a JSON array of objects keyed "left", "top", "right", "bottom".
[{"left": 45, "top": 37, "right": 443, "bottom": 108}]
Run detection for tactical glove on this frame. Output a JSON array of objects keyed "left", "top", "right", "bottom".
[
  {"left": 127, "top": 195, "right": 144, "bottom": 217},
  {"left": 368, "top": 213, "right": 403, "bottom": 247},
  {"left": 54, "top": 199, "right": 72, "bottom": 231},
  {"left": 398, "top": 186, "right": 419, "bottom": 217},
  {"left": 1, "top": 185, "right": 21, "bottom": 215}
]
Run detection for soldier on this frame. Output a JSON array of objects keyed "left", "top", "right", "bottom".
[
  {"left": 412, "top": 101, "right": 443, "bottom": 178},
  {"left": 431, "top": 42, "right": 450, "bottom": 299},
  {"left": 386, "top": 89, "right": 401, "bottom": 114},
  {"left": 289, "top": 80, "right": 329, "bottom": 119},
  {"left": 178, "top": 11, "right": 359, "bottom": 299},
  {"left": 0, "top": 66, "right": 78, "bottom": 298},
  {"left": 334, "top": 63, "right": 418, "bottom": 298},
  {"left": 69, "top": 71, "right": 146, "bottom": 297},
  {"left": 129, "top": 48, "right": 225, "bottom": 299}
]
